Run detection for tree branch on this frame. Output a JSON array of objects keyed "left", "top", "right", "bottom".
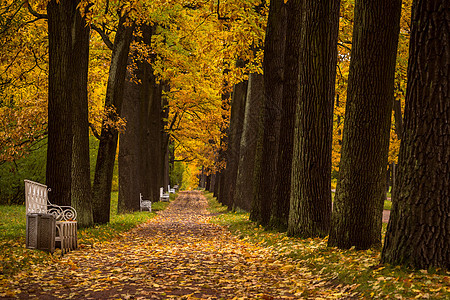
[
  {"left": 91, "top": 24, "right": 114, "bottom": 50},
  {"left": 25, "top": 0, "right": 47, "bottom": 19},
  {"left": 89, "top": 123, "right": 102, "bottom": 140}
]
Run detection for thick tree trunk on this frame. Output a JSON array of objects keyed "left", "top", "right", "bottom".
[
  {"left": 269, "top": 0, "right": 303, "bottom": 231},
  {"left": 224, "top": 73, "right": 248, "bottom": 210},
  {"left": 381, "top": 0, "right": 449, "bottom": 270},
  {"left": 234, "top": 73, "right": 264, "bottom": 212},
  {"left": 287, "top": 0, "right": 340, "bottom": 238},
  {"left": 71, "top": 8, "right": 93, "bottom": 227},
  {"left": 328, "top": 0, "right": 402, "bottom": 249},
  {"left": 143, "top": 66, "right": 163, "bottom": 201},
  {"left": 250, "top": 0, "right": 286, "bottom": 226},
  {"left": 118, "top": 62, "right": 142, "bottom": 213},
  {"left": 92, "top": 15, "right": 134, "bottom": 224},
  {"left": 46, "top": 0, "right": 76, "bottom": 206}
]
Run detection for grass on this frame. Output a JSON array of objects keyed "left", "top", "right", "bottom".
[
  {"left": 204, "top": 192, "right": 449, "bottom": 300},
  {"left": 0, "top": 192, "right": 169, "bottom": 277}
]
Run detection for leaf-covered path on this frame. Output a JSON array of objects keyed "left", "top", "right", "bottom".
[{"left": 2, "top": 192, "right": 355, "bottom": 299}]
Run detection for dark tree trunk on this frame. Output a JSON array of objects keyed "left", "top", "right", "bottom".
[
  {"left": 269, "top": 0, "right": 303, "bottom": 231},
  {"left": 92, "top": 15, "right": 134, "bottom": 224},
  {"left": 71, "top": 7, "right": 93, "bottom": 227},
  {"left": 287, "top": 0, "right": 340, "bottom": 238},
  {"left": 250, "top": 0, "right": 286, "bottom": 226},
  {"left": 143, "top": 64, "right": 163, "bottom": 201},
  {"left": 161, "top": 88, "right": 170, "bottom": 190},
  {"left": 210, "top": 173, "right": 216, "bottom": 193},
  {"left": 205, "top": 174, "right": 211, "bottom": 191},
  {"left": 224, "top": 72, "right": 248, "bottom": 210},
  {"left": 46, "top": 0, "right": 76, "bottom": 206},
  {"left": 118, "top": 61, "right": 142, "bottom": 213},
  {"left": 381, "top": 0, "right": 449, "bottom": 270},
  {"left": 213, "top": 171, "right": 221, "bottom": 199},
  {"left": 328, "top": 0, "right": 402, "bottom": 249},
  {"left": 393, "top": 97, "right": 403, "bottom": 139},
  {"left": 217, "top": 81, "right": 231, "bottom": 206},
  {"left": 234, "top": 73, "right": 264, "bottom": 212}
]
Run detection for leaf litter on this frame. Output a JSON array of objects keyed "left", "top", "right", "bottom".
[{"left": 0, "top": 191, "right": 357, "bottom": 299}]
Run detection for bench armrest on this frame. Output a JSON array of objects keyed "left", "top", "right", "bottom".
[{"left": 47, "top": 205, "right": 77, "bottom": 221}]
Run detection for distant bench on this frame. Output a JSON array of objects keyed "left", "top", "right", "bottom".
[{"left": 24, "top": 180, "right": 78, "bottom": 255}]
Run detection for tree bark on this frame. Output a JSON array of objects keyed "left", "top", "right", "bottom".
[
  {"left": 46, "top": 0, "right": 76, "bottom": 207},
  {"left": 288, "top": 0, "right": 340, "bottom": 238},
  {"left": 381, "top": 0, "right": 449, "bottom": 270},
  {"left": 118, "top": 60, "right": 142, "bottom": 213},
  {"left": 328, "top": 0, "right": 402, "bottom": 249},
  {"left": 70, "top": 7, "right": 93, "bottom": 227},
  {"left": 143, "top": 60, "right": 163, "bottom": 202},
  {"left": 92, "top": 14, "right": 134, "bottom": 224},
  {"left": 269, "top": 0, "right": 303, "bottom": 231},
  {"left": 224, "top": 71, "right": 248, "bottom": 210},
  {"left": 234, "top": 73, "right": 264, "bottom": 212},
  {"left": 250, "top": 0, "right": 286, "bottom": 226}
]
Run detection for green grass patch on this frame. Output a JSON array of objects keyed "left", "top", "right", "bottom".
[
  {"left": 0, "top": 192, "right": 169, "bottom": 278},
  {"left": 205, "top": 192, "right": 449, "bottom": 300}
]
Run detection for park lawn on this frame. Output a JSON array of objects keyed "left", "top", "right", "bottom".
[
  {"left": 0, "top": 192, "right": 169, "bottom": 278},
  {"left": 205, "top": 192, "right": 449, "bottom": 300}
]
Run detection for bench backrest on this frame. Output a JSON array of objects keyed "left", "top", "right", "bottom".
[
  {"left": 25, "top": 179, "right": 49, "bottom": 215},
  {"left": 24, "top": 180, "right": 77, "bottom": 221}
]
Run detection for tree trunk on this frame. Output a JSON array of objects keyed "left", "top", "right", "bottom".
[
  {"left": 46, "top": 0, "right": 76, "bottom": 206},
  {"left": 92, "top": 15, "right": 134, "bottom": 224},
  {"left": 118, "top": 60, "right": 142, "bottom": 213},
  {"left": 269, "top": 0, "right": 303, "bottom": 231},
  {"left": 224, "top": 73, "right": 248, "bottom": 210},
  {"left": 250, "top": 0, "right": 286, "bottom": 226},
  {"left": 234, "top": 73, "right": 264, "bottom": 212},
  {"left": 287, "top": 0, "right": 340, "bottom": 238},
  {"left": 70, "top": 7, "right": 93, "bottom": 227},
  {"left": 161, "top": 87, "right": 170, "bottom": 190},
  {"left": 381, "top": 0, "right": 449, "bottom": 270},
  {"left": 143, "top": 62, "right": 163, "bottom": 202},
  {"left": 328, "top": 0, "right": 402, "bottom": 249}
]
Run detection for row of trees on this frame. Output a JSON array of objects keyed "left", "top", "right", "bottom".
[
  {"left": 0, "top": 0, "right": 447, "bottom": 270},
  {"left": 209, "top": 0, "right": 448, "bottom": 270},
  {"left": 1, "top": 0, "right": 262, "bottom": 222}
]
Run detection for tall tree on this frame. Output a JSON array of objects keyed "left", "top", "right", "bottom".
[
  {"left": 223, "top": 64, "right": 248, "bottom": 210},
  {"left": 71, "top": 6, "right": 93, "bottom": 227},
  {"left": 118, "top": 58, "right": 142, "bottom": 213},
  {"left": 269, "top": 0, "right": 303, "bottom": 231},
  {"left": 234, "top": 73, "right": 264, "bottom": 212},
  {"left": 328, "top": 0, "right": 402, "bottom": 249},
  {"left": 287, "top": 0, "right": 340, "bottom": 238},
  {"left": 92, "top": 13, "right": 134, "bottom": 224},
  {"left": 250, "top": 0, "right": 286, "bottom": 226},
  {"left": 46, "top": 0, "right": 81, "bottom": 207},
  {"left": 381, "top": 0, "right": 449, "bottom": 270}
]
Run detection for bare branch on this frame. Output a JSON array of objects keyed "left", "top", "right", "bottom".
[
  {"left": 25, "top": 0, "right": 47, "bottom": 19},
  {"left": 91, "top": 24, "right": 114, "bottom": 50},
  {"left": 89, "top": 123, "right": 102, "bottom": 140}
]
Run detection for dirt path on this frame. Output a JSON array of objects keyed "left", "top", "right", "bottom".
[{"left": 2, "top": 192, "right": 356, "bottom": 299}]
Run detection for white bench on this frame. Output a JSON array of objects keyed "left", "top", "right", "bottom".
[
  {"left": 160, "top": 187, "right": 170, "bottom": 202},
  {"left": 140, "top": 193, "right": 152, "bottom": 212},
  {"left": 24, "top": 179, "right": 78, "bottom": 255},
  {"left": 168, "top": 185, "right": 176, "bottom": 194}
]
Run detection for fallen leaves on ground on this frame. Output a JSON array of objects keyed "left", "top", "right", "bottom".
[{"left": 0, "top": 192, "right": 357, "bottom": 299}]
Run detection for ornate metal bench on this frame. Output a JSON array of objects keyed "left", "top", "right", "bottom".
[
  {"left": 24, "top": 179, "right": 78, "bottom": 255},
  {"left": 140, "top": 193, "right": 152, "bottom": 212}
]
